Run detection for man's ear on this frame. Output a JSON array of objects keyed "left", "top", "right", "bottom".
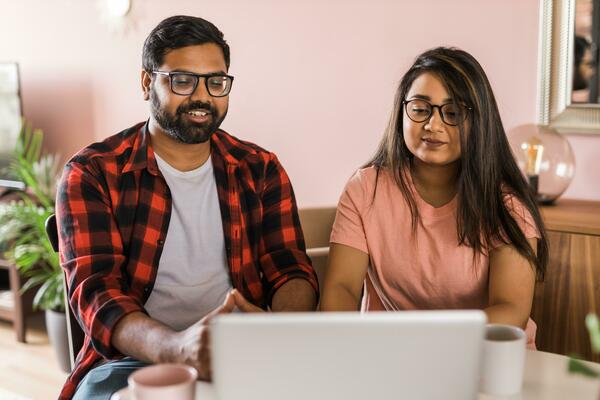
[{"left": 141, "top": 70, "right": 152, "bottom": 101}]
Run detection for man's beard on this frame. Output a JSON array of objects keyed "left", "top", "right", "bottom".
[{"left": 150, "top": 90, "right": 227, "bottom": 144}]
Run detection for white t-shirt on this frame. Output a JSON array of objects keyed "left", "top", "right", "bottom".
[{"left": 144, "top": 153, "right": 232, "bottom": 331}]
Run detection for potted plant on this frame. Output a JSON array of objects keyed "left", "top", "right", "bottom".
[
  {"left": 567, "top": 313, "right": 600, "bottom": 400},
  {"left": 0, "top": 122, "right": 69, "bottom": 371},
  {"left": 569, "top": 313, "right": 600, "bottom": 378}
]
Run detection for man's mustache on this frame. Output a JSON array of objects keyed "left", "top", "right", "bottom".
[{"left": 176, "top": 102, "right": 216, "bottom": 115}]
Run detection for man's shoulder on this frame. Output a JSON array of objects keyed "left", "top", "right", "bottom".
[
  {"left": 214, "top": 130, "right": 276, "bottom": 164},
  {"left": 67, "top": 122, "right": 144, "bottom": 169}
]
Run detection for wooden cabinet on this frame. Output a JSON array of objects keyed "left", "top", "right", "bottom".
[{"left": 532, "top": 199, "right": 600, "bottom": 362}]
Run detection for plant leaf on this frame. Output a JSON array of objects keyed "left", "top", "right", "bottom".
[
  {"left": 568, "top": 358, "right": 600, "bottom": 378},
  {"left": 20, "top": 273, "right": 48, "bottom": 294},
  {"left": 586, "top": 313, "right": 600, "bottom": 353}
]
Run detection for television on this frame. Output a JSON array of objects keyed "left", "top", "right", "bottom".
[{"left": 0, "top": 63, "right": 25, "bottom": 191}]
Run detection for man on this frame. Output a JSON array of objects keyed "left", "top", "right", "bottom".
[{"left": 57, "top": 15, "right": 318, "bottom": 400}]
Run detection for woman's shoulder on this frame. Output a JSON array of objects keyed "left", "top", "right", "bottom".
[
  {"left": 350, "top": 164, "right": 378, "bottom": 180},
  {"left": 340, "top": 165, "right": 401, "bottom": 213},
  {"left": 338, "top": 167, "right": 372, "bottom": 208},
  {"left": 343, "top": 165, "right": 396, "bottom": 200},
  {"left": 346, "top": 165, "right": 394, "bottom": 190}
]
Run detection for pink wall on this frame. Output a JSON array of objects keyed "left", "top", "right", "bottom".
[{"left": 0, "top": 0, "right": 598, "bottom": 206}]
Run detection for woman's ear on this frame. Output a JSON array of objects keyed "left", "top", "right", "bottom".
[{"left": 141, "top": 70, "right": 152, "bottom": 101}]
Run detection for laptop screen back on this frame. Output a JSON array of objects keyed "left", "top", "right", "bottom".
[{"left": 211, "top": 311, "right": 486, "bottom": 400}]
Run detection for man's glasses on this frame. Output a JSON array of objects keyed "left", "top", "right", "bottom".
[
  {"left": 403, "top": 99, "right": 471, "bottom": 126},
  {"left": 152, "top": 71, "right": 234, "bottom": 97}
]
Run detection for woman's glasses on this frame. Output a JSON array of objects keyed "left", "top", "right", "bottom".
[{"left": 403, "top": 99, "right": 471, "bottom": 126}]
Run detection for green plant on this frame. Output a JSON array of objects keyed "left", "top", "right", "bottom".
[
  {"left": 0, "top": 122, "right": 63, "bottom": 311},
  {"left": 568, "top": 314, "right": 600, "bottom": 377}
]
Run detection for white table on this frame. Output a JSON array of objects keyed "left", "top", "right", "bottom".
[
  {"left": 478, "top": 350, "right": 599, "bottom": 400},
  {"left": 116, "top": 350, "right": 600, "bottom": 399}
]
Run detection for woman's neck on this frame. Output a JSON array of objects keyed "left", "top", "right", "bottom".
[{"left": 410, "top": 159, "right": 459, "bottom": 208}]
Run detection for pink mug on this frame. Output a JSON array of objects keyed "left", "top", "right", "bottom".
[{"left": 128, "top": 363, "right": 197, "bottom": 400}]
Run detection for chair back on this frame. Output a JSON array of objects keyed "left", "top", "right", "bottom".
[
  {"left": 298, "top": 207, "right": 336, "bottom": 288},
  {"left": 45, "top": 214, "right": 85, "bottom": 372}
]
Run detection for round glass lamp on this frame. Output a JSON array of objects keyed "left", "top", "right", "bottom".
[{"left": 507, "top": 124, "right": 575, "bottom": 204}]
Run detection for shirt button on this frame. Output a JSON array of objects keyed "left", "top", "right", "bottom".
[{"left": 157, "top": 239, "right": 165, "bottom": 245}]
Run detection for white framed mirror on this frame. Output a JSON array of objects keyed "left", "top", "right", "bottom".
[{"left": 539, "top": 0, "right": 600, "bottom": 134}]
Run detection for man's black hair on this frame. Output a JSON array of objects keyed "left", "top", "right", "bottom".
[{"left": 142, "top": 15, "right": 230, "bottom": 71}]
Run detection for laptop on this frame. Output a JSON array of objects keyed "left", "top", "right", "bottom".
[{"left": 211, "top": 310, "right": 486, "bottom": 400}]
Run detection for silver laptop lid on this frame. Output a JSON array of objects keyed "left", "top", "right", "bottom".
[{"left": 211, "top": 310, "right": 486, "bottom": 400}]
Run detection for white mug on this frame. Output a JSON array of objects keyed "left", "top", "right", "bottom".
[
  {"left": 127, "top": 363, "right": 197, "bottom": 400},
  {"left": 479, "top": 324, "right": 526, "bottom": 396}
]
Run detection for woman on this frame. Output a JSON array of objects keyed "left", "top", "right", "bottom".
[{"left": 320, "top": 47, "right": 548, "bottom": 346}]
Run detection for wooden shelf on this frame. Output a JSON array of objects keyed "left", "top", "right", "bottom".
[
  {"left": 0, "top": 258, "right": 13, "bottom": 270},
  {"left": 540, "top": 199, "right": 600, "bottom": 236},
  {"left": 0, "top": 289, "right": 14, "bottom": 310},
  {"left": 0, "top": 259, "right": 37, "bottom": 342}
]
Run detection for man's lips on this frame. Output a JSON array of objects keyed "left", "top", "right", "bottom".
[{"left": 183, "top": 109, "right": 212, "bottom": 123}]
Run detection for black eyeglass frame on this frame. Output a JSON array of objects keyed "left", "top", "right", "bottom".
[
  {"left": 402, "top": 99, "right": 472, "bottom": 126},
  {"left": 152, "top": 71, "right": 235, "bottom": 97}
]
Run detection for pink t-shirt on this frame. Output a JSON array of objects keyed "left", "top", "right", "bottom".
[{"left": 330, "top": 166, "right": 539, "bottom": 346}]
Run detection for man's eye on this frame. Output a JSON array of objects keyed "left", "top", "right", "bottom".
[
  {"left": 208, "top": 77, "right": 226, "bottom": 87},
  {"left": 173, "top": 76, "right": 194, "bottom": 85}
]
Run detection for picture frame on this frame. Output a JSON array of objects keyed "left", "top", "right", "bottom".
[{"left": 538, "top": 0, "right": 600, "bottom": 134}]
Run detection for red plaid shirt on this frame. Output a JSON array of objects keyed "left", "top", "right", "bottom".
[{"left": 56, "top": 122, "right": 318, "bottom": 399}]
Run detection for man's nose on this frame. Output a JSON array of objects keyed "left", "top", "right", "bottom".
[{"left": 189, "top": 78, "right": 212, "bottom": 103}]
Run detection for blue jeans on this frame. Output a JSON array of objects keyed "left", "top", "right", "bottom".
[{"left": 72, "top": 358, "right": 149, "bottom": 400}]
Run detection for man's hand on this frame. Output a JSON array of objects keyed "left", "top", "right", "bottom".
[
  {"left": 112, "top": 280, "right": 315, "bottom": 383},
  {"left": 231, "top": 279, "right": 317, "bottom": 312},
  {"left": 175, "top": 281, "right": 313, "bottom": 380},
  {"left": 231, "top": 289, "right": 265, "bottom": 313},
  {"left": 174, "top": 291, "right": 236, "bottom": 380}
]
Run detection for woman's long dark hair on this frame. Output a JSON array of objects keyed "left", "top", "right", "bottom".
[{"left": 366, "top": 47, "right": 548, "bottom": 279}]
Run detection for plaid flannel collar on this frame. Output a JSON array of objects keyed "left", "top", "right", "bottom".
[{"left": 122, "top": 120, "right": 244, "bottom": 175}]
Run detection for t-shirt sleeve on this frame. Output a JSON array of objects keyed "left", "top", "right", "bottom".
[
  {"left": 330, "top": 170, "right": 369, "bottom": 254},
  {"left": 490, "top": 194, "right": 541, "bottom": 249}
]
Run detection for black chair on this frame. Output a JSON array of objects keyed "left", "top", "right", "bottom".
[{"left": 45, "top": 214, "right": 85, "bottom": 372}]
